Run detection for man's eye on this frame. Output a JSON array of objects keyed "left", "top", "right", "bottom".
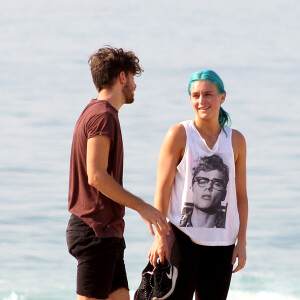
[
  {"left": 214, "top": 181, "right": 223, "bottom": 188},
  {"left": 198, "top": 179, "right": 207, "bottom": 184}
]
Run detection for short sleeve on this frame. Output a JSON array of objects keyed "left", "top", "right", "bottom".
[{"left": 86, "top": 112, "right": 116, "bottom": 144}]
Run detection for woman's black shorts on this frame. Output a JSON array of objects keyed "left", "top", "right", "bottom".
[{"left": 168, "top": 224, "right": 234, "bottom": 300}]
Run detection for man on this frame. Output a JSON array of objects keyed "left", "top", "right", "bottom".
[
  {"left": 66, "top": 46, "right": 169, "bottom": 300},
  {"left": 180, "top": 154, "right": 229, "bottom": 228}
]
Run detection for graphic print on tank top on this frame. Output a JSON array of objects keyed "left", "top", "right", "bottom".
[{"left": 179, "top": 154, "right": 229, "bottom": 229}]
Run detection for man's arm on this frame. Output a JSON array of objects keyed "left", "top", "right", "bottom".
[{"left": 86, "top": 134, "right": 170, "bottom": 236}]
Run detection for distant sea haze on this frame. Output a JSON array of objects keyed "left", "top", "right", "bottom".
[{"left": 0, "top": 0, "right": 299, "bottom": 299}]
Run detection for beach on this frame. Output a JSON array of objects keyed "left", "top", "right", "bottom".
[{"left": 0, "top": 0, "right": 299, "bottom": 299}]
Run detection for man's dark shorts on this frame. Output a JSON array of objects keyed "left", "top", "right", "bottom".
[{"left": 66, "top": 214, "right": 129, "bottom": 299}]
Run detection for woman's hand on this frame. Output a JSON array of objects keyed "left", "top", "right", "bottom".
[
  {"left": 148, "top": 233, "right": 169, "bottom": 267},
  {"left": 232, "top": 241, "right": 247, "bottom": 273}
]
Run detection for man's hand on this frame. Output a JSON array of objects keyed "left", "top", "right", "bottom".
[
  {"left": 137, "top": 202, "right": 170, "bottom": 236},
  {"left": 232, "top": 242, "right": 247, "bottom": 273}
]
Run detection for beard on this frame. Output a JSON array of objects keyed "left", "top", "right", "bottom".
[{"left": 123, "top": 82, "right": 135, "bottom": 104}]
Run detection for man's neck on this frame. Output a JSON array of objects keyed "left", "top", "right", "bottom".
[
  {"left": 97, "top": 86, "right": 124, "bottom": 111},
  {"left": 191, "top": 208, "right": 216, "bottom": 228}
]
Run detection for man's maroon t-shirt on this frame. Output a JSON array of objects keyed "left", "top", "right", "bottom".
[{"left": 68, "top": 99, "right": 124, "bottom": 238}]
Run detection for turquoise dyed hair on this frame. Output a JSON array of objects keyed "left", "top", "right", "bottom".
[{"left": 187, "top": 70, "right": 231, "bottom": 130}]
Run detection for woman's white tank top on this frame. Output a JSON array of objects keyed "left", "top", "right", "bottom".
[{"left": 167, "top": 120, "right": 239, "bottom": 246}]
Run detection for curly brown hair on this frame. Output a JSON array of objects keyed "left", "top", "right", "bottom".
[{"left": 88, "top": 46, "right": 143, "bottom": 91}]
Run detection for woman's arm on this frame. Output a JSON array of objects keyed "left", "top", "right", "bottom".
[
  {"left": 232, "top": 129, "right": 248, "bottom": 273},
  {"left": 148, "top": 124, "right": 186, "bottom": 266}
]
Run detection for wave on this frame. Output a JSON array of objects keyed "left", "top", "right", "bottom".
[
  {"left": 2, "top": 291, "right": 299, "bottom": 300},
  {"left": 2, "top": 293, "right": 24, "bottom": 300},
  {"left": 129, "top": 290, "right": 300, "bottom": 300},
  {"left": 228, "top": 291, "right": 300, "bottom": 300}
]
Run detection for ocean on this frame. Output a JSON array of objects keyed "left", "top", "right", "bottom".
[{"left": 0, "top": 0, "right": 299, "bottom": 299}]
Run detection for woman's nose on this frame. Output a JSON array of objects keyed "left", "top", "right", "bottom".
[{"left": 197, "top": 97, "right": 205, "bottom": 107}]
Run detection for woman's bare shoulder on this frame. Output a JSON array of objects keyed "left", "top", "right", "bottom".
[
  {"left": 162, "top": 123, "right": 186, "bottom": 156},
  {"left": 167, "top": 123, "right": 186, "bottom": 139},
  {"left": 232, "top": 128, "right": 246, "bottom": 144},
  {"left": 232, "top": 128, "right": 247, "bottom": 157}
]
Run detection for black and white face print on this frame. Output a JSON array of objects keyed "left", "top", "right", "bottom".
[{"left": 180, "top": 154, "right": 229, "bottom": 228}]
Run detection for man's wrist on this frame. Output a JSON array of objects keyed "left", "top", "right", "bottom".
[{"left": 134, "top": 198, "right": 146, "bottom": 213}]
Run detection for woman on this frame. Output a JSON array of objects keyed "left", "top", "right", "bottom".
[{"left": 148, "top": 70, "right": 248, "bottom": 300}]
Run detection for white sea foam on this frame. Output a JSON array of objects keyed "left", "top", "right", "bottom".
[
  {"left": 128, "top": 290, "right": 300, "bottom": 300},
  {"left": 2, "top": 293, "right": 24, "bottom": 300},
  {"left": 2, "top": 291, "right": 299, "bottom": 300},
  {"left": 228, "top": 291, "right": 300, "bottom": 300},
  {"left": 3, "top": 291, "right": 299, "bottom": 300}
]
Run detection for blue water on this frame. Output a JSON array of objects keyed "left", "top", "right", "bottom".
[{"left": 1, "top": 0, "right": 299, "bottom": 299}]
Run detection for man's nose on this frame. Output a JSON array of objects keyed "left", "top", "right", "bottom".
[{"left": 205, "top": 181, "right": 214, "bottom": 191}]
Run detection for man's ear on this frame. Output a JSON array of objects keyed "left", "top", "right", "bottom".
[
  {"left": 221, "top": 190, "right": 227, "bottom": 202},
  {"left": 119, "top": 71, "right": 126, "bottom": 85}
]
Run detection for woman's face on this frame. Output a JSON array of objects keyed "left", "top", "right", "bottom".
[
  {"left": 193, "top": 169, "right": 226, "bottom": 212},
  {"left": 190, "top": 80, "right": 225, "bottom": 121}
]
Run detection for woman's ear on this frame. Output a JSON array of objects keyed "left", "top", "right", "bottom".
[{"left": 220, "top": 93, "right": 226, "bottom": 104}]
